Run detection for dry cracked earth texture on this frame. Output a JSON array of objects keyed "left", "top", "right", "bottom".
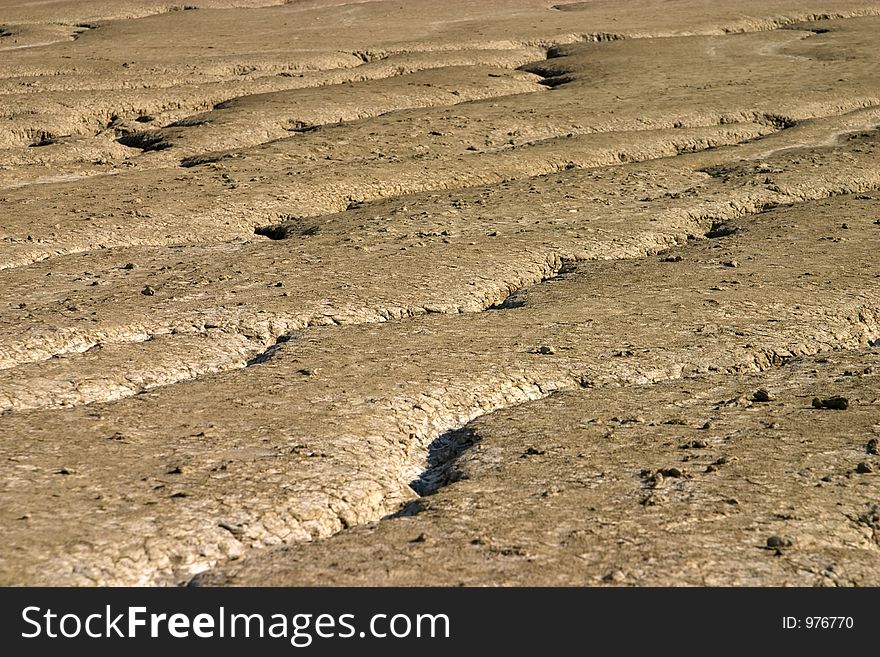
[{"left": 1, "top": 0, "right": 880, "bottom": 587}]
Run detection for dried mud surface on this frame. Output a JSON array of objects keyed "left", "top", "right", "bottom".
[{"left": 2, "top": 0, "right": 880, "bottom": 586}]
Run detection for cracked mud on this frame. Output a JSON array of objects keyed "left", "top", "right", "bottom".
[{"left": 2, "top": 0, "right": 880, "bottom": 586}]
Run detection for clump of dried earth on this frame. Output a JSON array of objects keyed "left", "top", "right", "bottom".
[{"left": 2, "top": 0, "right": 880, "bottom": 586}]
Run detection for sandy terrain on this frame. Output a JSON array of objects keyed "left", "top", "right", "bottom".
[{"left": 1, "top": 0, "right": 880, "bottom": 586}]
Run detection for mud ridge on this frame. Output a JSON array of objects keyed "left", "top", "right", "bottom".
[
  {"left": 4, "top": 166, "right": 880, "bottom": 411},
  {"left": 395, "top": 320, "right": 880, "bottom": 526}
]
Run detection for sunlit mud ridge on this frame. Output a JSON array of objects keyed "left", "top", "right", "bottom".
[
  {"left": 2, "top": 117, "right": 880, "bottom": 412},
  {"left": 1, "top": 0, "right": 880, "bottom": 587}
]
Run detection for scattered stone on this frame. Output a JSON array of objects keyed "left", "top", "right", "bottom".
[
  {"left": 723, "top": 259, "right": 740, "bottom": 268},
  {"left": 856, "top": 462, "right": 874, "bottom": 474},
  {"left": 218, "top": 522, "right": 243, "bottom": 538},
  {"left": 662, "top": 255, "right": 683, "bottom": 262},
  {"left": 122, "top": 262, "right": 137, "bottom": 270},
  {"left": 752, "top": 388, "right": 774, "bottom": 402},
  {"left": 700, "top": 420, "right": 715, "bottom": 430},
  {"left": 534, "top": 345, "right": 556, "bottom": 355},
  {"left": 659, "top": 467, "right": 684, "bottom": 478},
  {"left": 867, "top": 438, "right": 879, "bottom": 455},
  {"left": 55, "top": 467, "right": 76, "bottom": 475},
  {"left": 680, "top": 439, "right": 708, "bottom": 449},
  {"left": 410, "top": 533, "right": 428, "bottom": 543},
  {"left": 602, "top": 569, "right": 626, "bottom": 583},
  {"left": 705, "top": 221, "right": 741, "bottom": 238},
  {"left": 141, "top": 285, "right": 156, "bottom": 296},
  {"left": 522, "top": 446, "right": 546, "bottom": 457},
  {"left": 812, "top": 396, "right": 849, "bottom": 410},
  {"left": 766, "top": 535, "right": 794, "bottom": 548}
]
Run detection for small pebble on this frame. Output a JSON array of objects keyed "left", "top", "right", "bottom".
[
  {"left": 812, "top": 396, "right": 849, "bottom": 410},
  {"left": 218, "top": 522, "right": 243, "bottom": 538},
  {"left": 141, "top": 285, "right": 156, "bottom": 296},
  {"left": 534, "top": 345, "right": 556, "bottom": 355},
  {"left": 753, "top": 388, "right": 774, "bottom": 402},
  {"left": 766, "top": 535, "right": 794, "bottom": 548},
  {"left": 856, "top": 462, "right": 874, "bottom": 474},
  {"left": 867, "top": 438, "right": 879, "bottom": 455},
  {"left": 723, "top": 259, "right": 740, "bottom": 268}
]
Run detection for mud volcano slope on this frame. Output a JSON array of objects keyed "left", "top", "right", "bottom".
[{"left": 2, "top": 0, "right": 880, "bottom": 586}]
